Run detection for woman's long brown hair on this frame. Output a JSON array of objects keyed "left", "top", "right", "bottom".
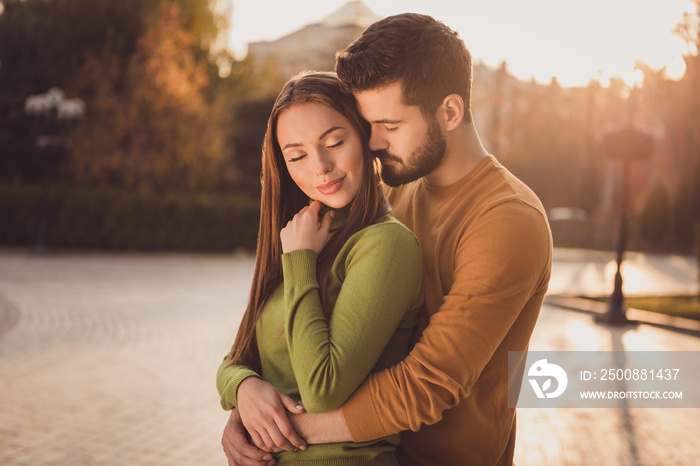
[{"left": 224, "top": 71, "right": 388, "bottom": 371}]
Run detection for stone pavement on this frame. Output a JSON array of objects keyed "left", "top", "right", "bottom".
[
  {"left": 0, "top": 247, "right": 698, "bottom": 465},
  {"left": 548, "top": 247, "right": 699, "bottom": 297}
]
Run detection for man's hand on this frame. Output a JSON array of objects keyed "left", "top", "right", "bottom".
[
  {"left": 237, "top": 377, "right": 307, "bottom": 452},
  {"left": 221, "top": 409, "right": 275, "bottom": 466}
]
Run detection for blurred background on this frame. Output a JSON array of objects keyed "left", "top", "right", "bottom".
[
  {"left": 1, "top": 1, "right": 700, "bottom": 465},
  {"left": 1, "top": 0, "right": 699, "bottom": 257}
]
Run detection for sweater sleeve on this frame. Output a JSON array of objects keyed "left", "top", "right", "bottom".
[
  {"left": 282, "top": 222, "right": 423, "bottom": 414},
  {"left": 216, "top": 357, "right": 261, "bottom": 411},
  {"left": 340, "top": 202, "right": 552, "bottom": 440}
]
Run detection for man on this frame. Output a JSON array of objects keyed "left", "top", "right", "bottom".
[{"left": 221, "top": 13, "right": 552, "bottom": 465}]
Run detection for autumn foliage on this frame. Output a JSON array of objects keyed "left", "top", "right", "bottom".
[
  {"left": 69, "top": 5, "right": 229, "bottom": 190},
  {"left": 0, "top": 0, "right": 266, "bottom": 192}
]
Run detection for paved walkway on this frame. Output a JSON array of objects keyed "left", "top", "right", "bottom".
[
  {"left": 548, "top": 248, "right": 699, "bottom": 297},
  {"left": 0, "top": 248, "right": 698, "bottom": 465}
]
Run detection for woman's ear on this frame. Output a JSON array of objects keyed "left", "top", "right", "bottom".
[{"left": 439, "top": 94, "right": 465, "bottom": 131}]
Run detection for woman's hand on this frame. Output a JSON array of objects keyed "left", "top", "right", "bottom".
[
  {"left": 236, "top": 377, "right": 307, "bottom": 453},
  {"left": 280, "top": 201, "right": 334, "bottom": 254}
]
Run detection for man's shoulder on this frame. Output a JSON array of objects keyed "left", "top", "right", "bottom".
[
  {"left": 488, "top": 160, "right": 548, "bottom": 221},
  {"left": 451, "top": 158, "right": 551, "bottom": 247},
  {"left": 383, "top": 155, "right": 549, "bottom": 227}
]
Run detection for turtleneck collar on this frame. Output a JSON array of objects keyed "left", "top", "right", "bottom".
[{"left": 316, "top": 202, "right": 350, "bottom": 233}]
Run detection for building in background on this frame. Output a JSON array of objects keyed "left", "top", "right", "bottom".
[
  {"left": 245, "top": 1, "right": 504, "bottom": 146},
  {"left": 247, "top": 1, "right": 379, "bottom": 78},
  {"left": 243, "top": 1, "right": 694, "bottom": 252}
]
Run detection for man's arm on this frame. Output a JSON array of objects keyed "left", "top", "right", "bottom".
[
  {"left": 288, "top": 409, "right": 352, "bottom": 444},
  {"left": 221, "top": 407, "right": 352, "bottom": 466},
  {"left": 340, "top": 204, "right": 552, "bottom": 441}
]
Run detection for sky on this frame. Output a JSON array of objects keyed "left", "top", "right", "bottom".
[{"left": 223, "top": 0, "right": 696, "bottom": 88}]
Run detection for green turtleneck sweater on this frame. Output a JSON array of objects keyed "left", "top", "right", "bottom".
[{"left": 217, "top": 208, "right": 424, "bottom": 465}]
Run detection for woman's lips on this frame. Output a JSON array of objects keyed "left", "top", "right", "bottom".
[{"left": 316, "top": 176, "right": 345, "bottom": 195}]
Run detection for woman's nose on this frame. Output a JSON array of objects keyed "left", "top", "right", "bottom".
[{"left": 313, "top": 151, "right": 333, "bottom": 175}]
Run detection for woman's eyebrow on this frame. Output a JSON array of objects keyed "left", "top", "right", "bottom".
[
  {"left": 282, "top": 126, "right": 345, "bottom": 151},
  {"left": 319, "top": 126, "right": 345, "bottom": 140}
]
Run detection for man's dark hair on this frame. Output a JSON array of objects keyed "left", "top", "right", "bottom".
[{"left": 336, "top": 13, "right": 472, "bottom": 122}]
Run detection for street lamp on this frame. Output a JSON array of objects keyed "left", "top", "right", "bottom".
[
  {"left": 24, "top": 88, "right": 85, "bottom": 252},
  {"left": 594, "top": 126, "right": 653, "bottom": 325}
]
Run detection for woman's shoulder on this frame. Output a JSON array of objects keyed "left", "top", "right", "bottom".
[
  {"left": 352, "top": 213, "right": 419, "bottom": 248},
  {"left": 338, "top": 213, "right": 422, "bottom": 272}
]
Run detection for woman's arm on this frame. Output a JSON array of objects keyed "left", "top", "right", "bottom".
[
  {"left": 282, "top": 219, "right": 423, "bottom": 413},
  {"left": 216, "top": 358, "right": 260, "bottom": 410},
  {"left": 217, "top": 201, "right": 336, "bottom": 455},
  {"left": 217, "top": 359, "right": 307, "bottom": 453}
]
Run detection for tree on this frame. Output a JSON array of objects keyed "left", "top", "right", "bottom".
[
  {"left": 672, "top": 167, "right": 700, "bottom": 247},
  {"left": 68, "top": 4, "right": 229, "bottom": 190},
  {"left": 674, "top": 0, "right": 700, "bottom": 57},
  {"left": 671, "top": 0, "right": 700, "bottom": 251},
  {"left": 0, "top": 0, "right": 234, "bottom": 189},
  {"left": 0, "top": 0, "right": 279, "bottom": 193},
  {"left": 227, "top": 96, "right": 276, "bottom": 196},
  {"left": 498, "top": 78, "right": 600, "bottom": 212}
]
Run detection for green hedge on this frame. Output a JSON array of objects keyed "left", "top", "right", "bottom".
[{"left": 0, "top": 184, "right": 260, "bottom": 252}]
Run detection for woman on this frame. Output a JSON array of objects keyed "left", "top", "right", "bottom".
[{"left": 217, "top": 71, "right": 423, "bottom": 465}]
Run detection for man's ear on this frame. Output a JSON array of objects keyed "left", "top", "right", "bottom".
[{"left": 439, "top": 94, "right": 465, "bottom": 131}]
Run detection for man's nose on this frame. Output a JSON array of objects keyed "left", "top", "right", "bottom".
[{"left": 368, "top": 128, "right": 388, "bottom": 152}]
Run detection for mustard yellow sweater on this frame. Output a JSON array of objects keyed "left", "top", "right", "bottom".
[{"left": 341, "top": 155, "right": 553, "bottom": 465}]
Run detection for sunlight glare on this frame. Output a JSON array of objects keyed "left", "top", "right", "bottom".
[
  {"left": 663, "top": 55, "right": 688, "bottom": 80},
  {"left": 226, "top": 0, "right": 697, "bottom": 88}
]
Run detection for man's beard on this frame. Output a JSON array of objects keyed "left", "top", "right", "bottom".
[{"left": 373, "top": 120, "right": 447, "bottom": 187}]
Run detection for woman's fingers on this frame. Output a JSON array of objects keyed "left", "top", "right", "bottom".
[
  {"left": 274, "top": 390, "right": 306, "bottom": 449},
  {"left": 278, "top": 390, "right": 305, "bottom": 415},
  {"left": 318, "top": 209, "right": 334, "bottom": 235},
  {"left": 247, "top": 429, "right": 271, "bottom": 453},
  {"left": 265, "top": 425, "right": 298, "bottom": 453},
  {"left": 237, "top": 378, "right": 304, "bottom": 453},
  {"left": 274, "top": 415, "right": 307, "bottom": 452},
  {"left": 280, "top": 202, "right": 333, "bottom": 254}
]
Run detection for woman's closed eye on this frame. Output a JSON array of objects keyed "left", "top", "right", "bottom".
[
  {"left": 288, "top": 154, "right": 307, "bottom": 162},
  {"left": 326, "top": 140, "right": 344, "bottom": 149}
]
